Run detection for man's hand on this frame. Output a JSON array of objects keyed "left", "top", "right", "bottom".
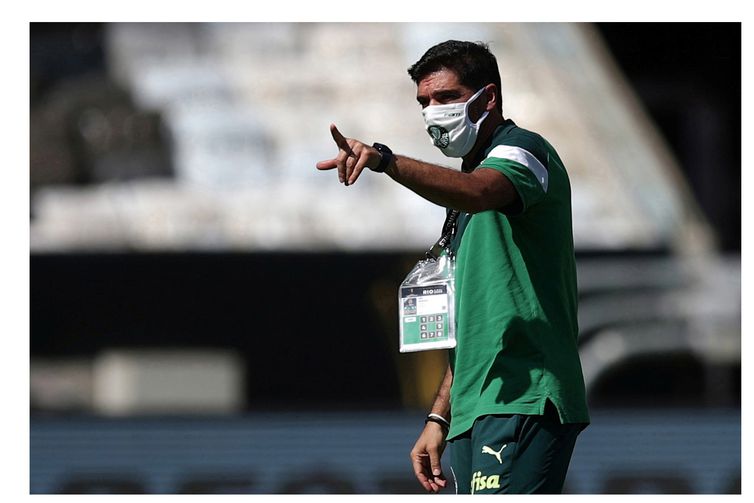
[
  {"left": 315, "top": 124, "right": 382, "bottom": 186},
  {"left": 410, "top": 421, "right": 448, "bottom": 493}
]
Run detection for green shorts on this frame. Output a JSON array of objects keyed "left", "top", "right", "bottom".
[{"left": 448, "top": 401, "right": 586, "bottom": 494}]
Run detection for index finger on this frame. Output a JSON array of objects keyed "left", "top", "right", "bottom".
[
  {"left": 412, "top": 454, "right": 436, "bottom": 492},
  {"left": 329, "top": 124, "right": 352, "bottom": 152}
]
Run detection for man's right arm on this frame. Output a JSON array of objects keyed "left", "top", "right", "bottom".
[
  {"left": 315, "top": 124, "right": 519, "bottom": 214},
  {"left": 384, "top": 154, "right": 518, "bottom": 214},
  {"left": 410, "top": 363, "right": 453, "bottom": 493}
]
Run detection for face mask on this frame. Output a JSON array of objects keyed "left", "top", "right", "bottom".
[{"left": 422, "top": 87, "right": 489, "bottom": 158}]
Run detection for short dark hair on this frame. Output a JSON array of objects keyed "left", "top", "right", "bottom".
[{"left": 408, "top": 40, "right": 502, "bottom": 113}]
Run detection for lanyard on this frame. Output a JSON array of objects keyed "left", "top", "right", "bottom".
[{"left": 426, "top": 209, "right": 460, "bottom": 260}]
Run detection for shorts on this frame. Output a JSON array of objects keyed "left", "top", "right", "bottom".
[{"left": 448, "top": 401, "right": 586, "bottom": 494}]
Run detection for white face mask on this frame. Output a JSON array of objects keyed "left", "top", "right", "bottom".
[{"left": 422, "top": 87, "right": 489, "bottom": 158}]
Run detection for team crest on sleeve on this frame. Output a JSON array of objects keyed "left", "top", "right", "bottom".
[{"left": 427, "top": 125, "right": 450, "bottom": 148}]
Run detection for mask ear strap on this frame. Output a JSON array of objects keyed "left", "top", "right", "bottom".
[
  {"left": 471, "top": 110, "right": 489, "bottom": 128},
  {"left": 465, "top": 87, "right": 490, "bottom": 126}
]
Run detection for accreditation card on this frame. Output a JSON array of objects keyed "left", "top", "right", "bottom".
[{"left": 398, "top": 255, "right": 456, "bottom": 352}]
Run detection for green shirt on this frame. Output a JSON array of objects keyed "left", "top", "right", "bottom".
[{"left": 447, "top": 119, "right": 590, "bottom": 440}]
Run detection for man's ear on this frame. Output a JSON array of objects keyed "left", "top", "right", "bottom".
[{"left": 484, "top": 83, "right": 498, "bottom": 112}]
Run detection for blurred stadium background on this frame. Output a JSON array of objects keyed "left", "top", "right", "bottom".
[{"left": 29, "top": 22, "right": 741, "bottom": 494}]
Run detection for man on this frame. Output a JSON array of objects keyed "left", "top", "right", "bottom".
[{"left": 316, "top": 40, "right": 589, "bottom": 494}]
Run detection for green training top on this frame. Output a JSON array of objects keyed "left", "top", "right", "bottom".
[{"left": 447, "top": 119, "right": 590, "bottom": 440}]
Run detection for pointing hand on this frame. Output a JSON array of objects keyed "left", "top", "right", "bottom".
[{"left": 316, "top": 124, "right": 382, "bottom": 186}]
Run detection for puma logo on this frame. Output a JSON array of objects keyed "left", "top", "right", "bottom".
[{"left": 481, "top": 444, "right": 507, "bottom": 464}]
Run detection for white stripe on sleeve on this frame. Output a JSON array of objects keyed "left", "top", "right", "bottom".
[{"left": 486, "top": 145, "right": 548, "bottom": 192}]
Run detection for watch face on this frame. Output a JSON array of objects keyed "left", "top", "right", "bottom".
[
  {"left": 372, "top": 143, "right": 392, "bottom": 172},
  {"left": 374, "top": 143, "right": 391, "bottom": 154}
]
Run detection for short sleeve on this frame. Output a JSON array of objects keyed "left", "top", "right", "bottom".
[{"left": 478, "top": 145, "right": 549, "bottom": 212}]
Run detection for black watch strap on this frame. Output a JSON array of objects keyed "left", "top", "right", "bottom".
[{"left": 372, "top": 142, "right": 393, "bottom": 173}]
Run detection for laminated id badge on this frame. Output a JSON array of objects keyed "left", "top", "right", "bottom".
[{"left": 398, "top": 253, "right": 456, "bottom": 352}]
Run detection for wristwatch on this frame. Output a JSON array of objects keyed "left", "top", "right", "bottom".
[{"left": 372, "top": 142, "right": 393, "bottom": 173}]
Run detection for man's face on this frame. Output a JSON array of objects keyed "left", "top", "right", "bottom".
[{"left": 416, "top": 68, "right": 489, "bottom": 123}]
